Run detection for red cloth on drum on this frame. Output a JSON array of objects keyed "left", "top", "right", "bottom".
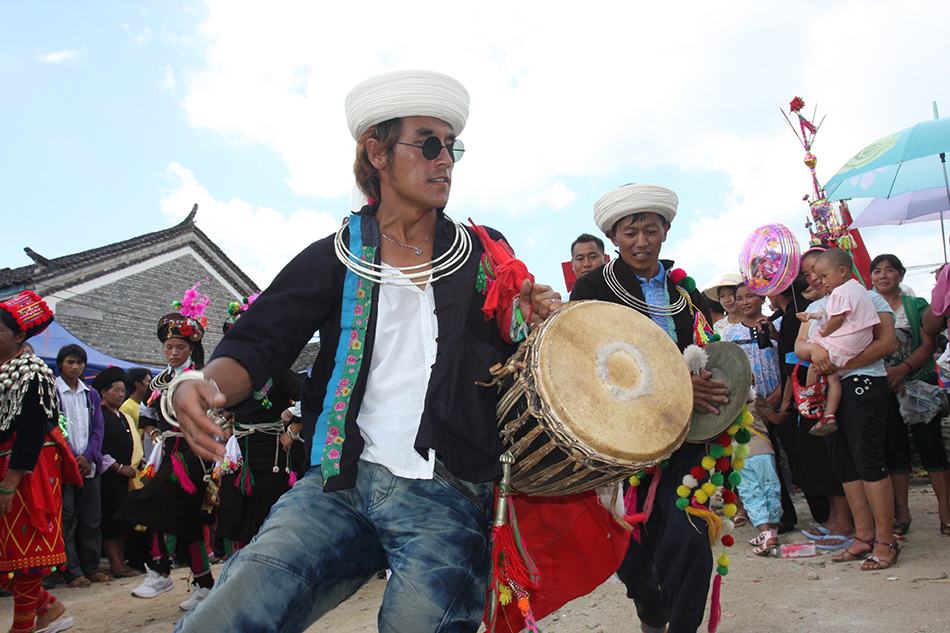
[
  {"left": 0, "top": 429, "right": 82, "bottom": 574},
  {"left": 490, "top": 491, "right": 631, "bottom": 633}
]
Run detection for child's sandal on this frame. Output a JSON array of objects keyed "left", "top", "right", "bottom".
[{"left": 752, "top": 529, "right": 778, "bottom": 556}]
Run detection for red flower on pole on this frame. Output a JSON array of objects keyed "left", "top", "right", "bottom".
[{"left": 789, "top": 96, "right": 806, "bottom": 113}]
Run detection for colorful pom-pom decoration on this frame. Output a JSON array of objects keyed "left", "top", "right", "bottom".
[
  {"left": 722, "top": 503, "right": 737, "bottom": 518},
  {"left": 710, "top": 444, "right": 725, "bottom": 459},
  {"left": 701, "top": 482, "right": 717, "bottom": 496},
  {"left": 682, "top": 475, "right": 699, "bottom": 489},
  {"left": 690, "top": 465, "right": 707, "bottom": 480},
  {"left": 721, "top": 534, "right": 735, "bottom": 547},
  {"left": 676, "top": 485, "right": 691, "bottom": 498},
  {"left": 732, "top": 458, "right": 745, "bottom": 471},
  {"left": 693, "top": 489, "right": 709, "bottom": 504},
  {"left": 701, "top": 456, "right": 716, "bottom": 470},
  {"left": 728, "top": 471, "right": 743, "bottom": 487},
  {"left": 629, "top": 474, "right": 641, "bottom": 487},
  {"left": 676, "top": 497, "right": 690, "bottom": 510},
  {"left": 711, "top": 472, "right": 725, "bottom": 487}
]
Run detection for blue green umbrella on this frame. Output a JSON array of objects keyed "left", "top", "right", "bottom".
[{"left": 824, "top": 103, "right": 950, "bottom": 262}]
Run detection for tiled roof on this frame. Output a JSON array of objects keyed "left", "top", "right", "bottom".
[{"left": 0, "top": 205, "right": 259, "bottom": 294}]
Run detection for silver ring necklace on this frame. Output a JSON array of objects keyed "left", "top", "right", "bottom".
[
  {"left": 334, "top": 216, "right": 472, "bottom": 286},
  {"left": 602, "top": 259, "right": 688, "bottom": 316}
]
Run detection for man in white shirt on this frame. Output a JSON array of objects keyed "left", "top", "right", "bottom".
[{"left": 54, "top": 344, "right": 107, "bottom": 587}]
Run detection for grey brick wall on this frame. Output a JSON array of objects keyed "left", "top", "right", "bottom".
[{"left": 55, "top": 254, "right": 242, "bottom": 366}]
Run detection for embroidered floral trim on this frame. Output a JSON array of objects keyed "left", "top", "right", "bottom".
[{"left": 320, "top": 268, "right": 373, "bottom": 478}]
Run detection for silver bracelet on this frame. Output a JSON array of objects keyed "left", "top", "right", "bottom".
[{"left": 160, "top": 371, "right": 224, "bottom": 429}]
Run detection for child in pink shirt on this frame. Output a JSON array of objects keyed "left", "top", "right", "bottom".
[{"left": 798, "top": 248, "right": 880, "bottom": 436}]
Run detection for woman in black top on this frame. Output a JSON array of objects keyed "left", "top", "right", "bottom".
[{"left": 93, "top": 367, "right": 139, "bottom": 577}]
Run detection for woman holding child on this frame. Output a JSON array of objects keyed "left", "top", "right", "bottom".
[{"left": 795, "top": 248, "right": 900, "bottom": 570}]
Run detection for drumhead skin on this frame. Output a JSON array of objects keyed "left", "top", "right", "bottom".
[
  {"left": 686, "top": 341, "right": 752, "bottom": 443},
  {"left": 533, "top": 300, "right": 693, "bottom": 463}
]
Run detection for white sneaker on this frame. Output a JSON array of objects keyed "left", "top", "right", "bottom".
[
  {"left": 179, "top": 585, "right": 211, "bottom": 611},
  {"left": 131, "top": 568, "right": 173, "bottom": 598}
]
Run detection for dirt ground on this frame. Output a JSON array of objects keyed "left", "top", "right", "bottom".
[{"left": 3, "top": 482, "right": 947, "bottom": 633}]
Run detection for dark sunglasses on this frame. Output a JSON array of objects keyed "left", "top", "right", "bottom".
[{"left": 396, "top": 136, "right": 465, "bottom": 162}]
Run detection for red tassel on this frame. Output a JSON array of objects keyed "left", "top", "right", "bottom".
[
  {"left": 491, "top": 523, "right": 534, "bottom": 591},
  {"left": 624, "top": 469, "right": 662, "bottom": 543},
  {"left": 170, "top": 451, "right": 197, "bottom": 495},
  {"left": 707, "top": 573, "right": 722, "bottom": 633},
  {"left": 288, "top": 470, "right": 298, "bottom": 486},
  {"left": 467, "top": 220, "right": 534, "bottom": 323}
]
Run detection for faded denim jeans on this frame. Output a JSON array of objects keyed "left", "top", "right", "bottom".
[{"left": 175, "top": 460, "right": 493, "bottom": 633}]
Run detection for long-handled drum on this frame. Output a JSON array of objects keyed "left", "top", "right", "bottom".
[{"left": 496, "top": 300, "right": 693, "bottom": 496}]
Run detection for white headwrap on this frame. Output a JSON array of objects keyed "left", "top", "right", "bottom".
[
  {"left": 593, "top": 184, "right": 679, "bottom": 233},
  {"left": 345, "top": 70, "right": 470, "bottom": 140}
]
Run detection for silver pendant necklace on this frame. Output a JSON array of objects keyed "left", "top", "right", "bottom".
[{"left": 380, "top": 231, "right": 431, "bottom": 256}]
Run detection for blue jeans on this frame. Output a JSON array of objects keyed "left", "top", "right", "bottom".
[{"left": 176, "top": 461, "right": 493, "bottom": 633}]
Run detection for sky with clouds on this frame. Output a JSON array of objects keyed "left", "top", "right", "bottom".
[{"left": 3, "top": 0, "right": 949, "bottom": 299}]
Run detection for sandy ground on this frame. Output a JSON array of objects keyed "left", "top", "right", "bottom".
[{"left": 3, "top": 482, "right": 948, "bottom": 633}]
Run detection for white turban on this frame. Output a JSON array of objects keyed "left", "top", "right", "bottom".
[
  {"left": 593, "top": 184, "right": 679, "bottom": 233},
  {"left": 345, "top": 70, "right": 470, "bottom": 140}
]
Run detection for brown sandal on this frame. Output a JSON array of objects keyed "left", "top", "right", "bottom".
[
  {"left": 861, "top": 540, "right": 900, "bottom": 571},
  {"left": 940, "top": 523, "right": 950, "bottom": 537},
  {"left": 831, "top": 536, "right": 872, "bottom": 563}
]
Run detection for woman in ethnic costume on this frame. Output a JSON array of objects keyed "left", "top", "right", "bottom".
[
  {"left": 117, "top": 283, "right": 217, "bottom": 611},
  {"left": 0, "top": 291, "right": 81, "bottom": 633},
  {"left": 92, "top": 366, "right": 140, "bottom": 578},
  {"left": 216, "top": 297, "right": 305, "bottom": 554}
]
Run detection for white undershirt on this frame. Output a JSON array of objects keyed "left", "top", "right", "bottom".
[
  {"left": 56, "top": 375, "right": 95, "bottom": 478},
  {"left": 357, "top": 267, "right": 438, "bottom": 479}
]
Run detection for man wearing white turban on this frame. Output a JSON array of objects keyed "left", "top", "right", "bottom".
[
  {"left": 170, "top": 69, "right": 561, "bottom": 633},
  {"left": 572, "top": 184, "right": 730, "bottom": 633}
]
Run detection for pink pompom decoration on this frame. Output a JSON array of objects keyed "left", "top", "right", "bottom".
[
  {"left": 179, "top": 281, "right": 211, "bottom": 319},
  {"left": 738, "top": 224, "right": 801, "bottom": 296}
]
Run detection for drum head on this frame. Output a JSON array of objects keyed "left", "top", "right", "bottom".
[
  {"left": 533, "top": 300, "right": 693, "bottom": 463},
  {"left": 687, "top": 341, "right": 752, "bottom": 443}
]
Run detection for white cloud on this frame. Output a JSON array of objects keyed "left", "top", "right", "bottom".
[
  {"left": 38, "top": 49, "right": 79, "bottom": 64},
  {"left": 172, "top": 0, "right": 950, "bottom": 296},
  {"left": 159, "top": 162, "right": 339, "bottom": 287},
  {"left": 122, "top": 23, "right": 152, "bottom": 45},
  {"left": 159, "top": 65, "right": 176, "bottom": 94}
]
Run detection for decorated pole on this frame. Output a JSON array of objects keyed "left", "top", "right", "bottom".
[{"left": 782, "top": 97, "right": 873, "bottom": 287}]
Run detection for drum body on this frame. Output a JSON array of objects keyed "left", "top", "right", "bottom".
[{"left": 497, "top": 300, "right": 693, "bottom": 496}]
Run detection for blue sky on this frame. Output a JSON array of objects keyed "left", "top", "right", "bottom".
[{"left": 3, "top": 1, "right": 949, "bottom": 298}]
